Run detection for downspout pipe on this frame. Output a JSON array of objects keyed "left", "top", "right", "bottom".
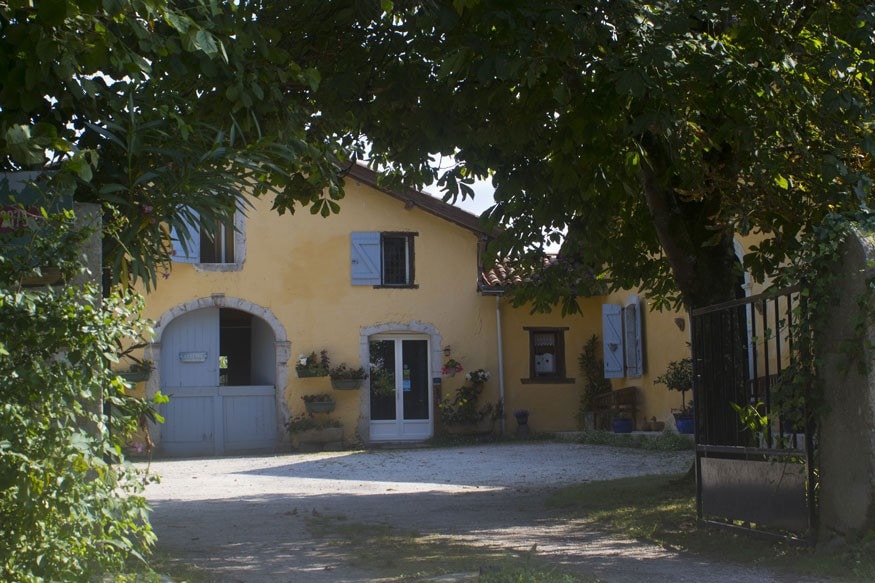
[{"left": 495, "top": 294, "right": 506, "bottom": 435}]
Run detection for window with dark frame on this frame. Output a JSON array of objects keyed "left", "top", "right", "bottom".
[
  {"left": 200, "top": 213, "right": 235, "bottom": 264},
  {"left": 381, "top": 232, "right": 415, "bottom": 287},
  {"left": 523, "top": 326, "right": 572, "bottom": 383}
]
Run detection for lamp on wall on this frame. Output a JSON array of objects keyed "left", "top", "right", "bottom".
[{"left": 674, "top": 317, "right": 686, "bottom": 332}]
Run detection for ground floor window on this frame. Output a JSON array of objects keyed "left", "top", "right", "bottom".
[{"left": 522, "top": 326, "right": 573, "bottom": 384}]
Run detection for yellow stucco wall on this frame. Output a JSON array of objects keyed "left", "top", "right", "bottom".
[
  {"left": 498, "top": 290, "right": 691, "bottom": 432},
  {"left": 141, "top": 176, "right": 500, "bottom": 447},
  {"left": 139, "top": 174, "right": 699, "bottom": 449}
]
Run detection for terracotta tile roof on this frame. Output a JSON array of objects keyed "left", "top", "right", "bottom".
[
  {"left": 479, "top": 256, "right": 558, "bottom": 293},
  {"left": 344, "top": 164, "right": 494, "bottom": 237},
  {"left": 479, "top": 255, "right": 604, "bottom": 296}
]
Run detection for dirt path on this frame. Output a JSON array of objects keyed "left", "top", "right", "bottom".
[{"left": 141, "top": 443, "right": 810, "bottom": 582}]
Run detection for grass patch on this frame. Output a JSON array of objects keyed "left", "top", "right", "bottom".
[
  {"left": 565, "top": 430, "right": 694, "bottom": 451},
  {"left": 304, "top": 514, "right": 591, "bottom": 581},
  {"left": 115, "top": 551, "right": 213, "bottom": 583},
  {"left": 423, "top": 429, "right": 693, "bottom": 452},
  {"left": 548, "top": 473, "right": 875, "bottom": 581}
]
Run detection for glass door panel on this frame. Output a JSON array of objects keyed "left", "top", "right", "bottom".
[
  {"left": 402, "top": 340, "right": 429, "bottom": 420},
  {"left": 369, "top": 339, "right": 396, "bottom": 421}
]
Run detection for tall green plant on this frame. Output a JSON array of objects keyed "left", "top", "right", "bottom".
[
  {"left": 655, "top": 357, "right": 694, "bottom": 413},
  {"left": 578, "top": 334, "right": 612, "bottom": 427},
  {"left": 0, "top": 207, "right": 157, "bottom": 580}
]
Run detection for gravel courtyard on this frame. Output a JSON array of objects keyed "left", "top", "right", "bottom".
[{"left": 142, "top": 442, "right": 812, "bottom": 582}]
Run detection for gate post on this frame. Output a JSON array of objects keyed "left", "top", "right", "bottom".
[{"left": 819, "top": 230, "right": 875, "bottom": 538}]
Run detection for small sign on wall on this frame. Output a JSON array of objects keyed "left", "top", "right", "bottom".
[{"left": 179, "top": 351, "right": 208, "bottom": 363}]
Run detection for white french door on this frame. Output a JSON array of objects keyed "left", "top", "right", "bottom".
[{"left": 368, "top": 335, "right": 432, "bottom": 441}]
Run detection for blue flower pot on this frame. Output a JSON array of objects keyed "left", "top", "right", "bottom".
[
  {"left": 675, "top": 416, "right": 694, "bottom": 434},
  {"left": 611, "top": 418, "right": 634, "bottom": 433}
]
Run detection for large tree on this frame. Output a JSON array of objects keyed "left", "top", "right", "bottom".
[
  {"left": 285, "top": 0, "right": 875, "bottom": 311},
  {"left": 1, "top": 0, "right": 363, "bottom": 288}
]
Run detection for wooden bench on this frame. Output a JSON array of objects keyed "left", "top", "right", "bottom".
[{"left": 591, "top": 386, "right": 639, "bottom": 430}]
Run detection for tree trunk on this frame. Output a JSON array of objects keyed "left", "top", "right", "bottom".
[{"left": 639, "top": 136, "right": 740, "bottom": 310}]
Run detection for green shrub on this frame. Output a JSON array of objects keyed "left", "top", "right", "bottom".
[{"left": 0, "top": 206, "right": 157, "bottom": 580}]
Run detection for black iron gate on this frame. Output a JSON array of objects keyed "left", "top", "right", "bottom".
[{"left": 690, "top": 285, "right": 817, "bottom": 539}]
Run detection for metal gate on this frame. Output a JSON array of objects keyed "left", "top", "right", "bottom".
[{"left": 690, "top": 285, "right": 817, "bottom": 540}]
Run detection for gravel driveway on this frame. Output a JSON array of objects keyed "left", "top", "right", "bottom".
[{"left": 142, "top": 442, "right": 810, "bottom": 582}]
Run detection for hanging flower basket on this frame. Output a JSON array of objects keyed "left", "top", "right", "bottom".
[
  {"left": 328, "top": 363, "right": 367, "bottom": 390},
  {"left": 304, "top": 399, "right": 336, "bottom": 414},
  {"left": 118, "top": 370, "right": 150, "bottom": 383},
  {"left": 331, "top": 378, "right": 362, "bottom": 390},
  {"left": 296, "top": 350, "right": 330, "bottom": 378}
]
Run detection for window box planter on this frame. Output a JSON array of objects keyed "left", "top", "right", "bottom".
[
  {"left": 304, "top": 400, "right": 336, "bottom": 414},
  {"left": 295, "top": 427, "right": 343, "bottom": 452},
  {"left": 331, "top": 378, "right": 362, "bottom": 390},
  {"left": 297, "top": 368, "right": 328, "bottom": 378},
  {"left": 118, "top": 370, "right": 151, "bottom": 383}
]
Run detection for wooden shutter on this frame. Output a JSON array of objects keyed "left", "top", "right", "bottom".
[
  {"left": 624, "top": 296, "right": 643, "bottom": 378},
  {"left": 602, "top": 304, "right": 624, "bottom": 378},
  {"left": 350, "top": 232, "right": 382, "bottom": 285},
  {"left": 171, "top": 208, "right": 199, "bottom": 263}
]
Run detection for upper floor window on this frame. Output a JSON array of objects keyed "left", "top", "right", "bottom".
[
  {"left": 351, "top": 231, "right": 417, "bottom": 288},
  {"left": 199, "top": 214, "right": 235, "bottom": 264},
  {"left": 522, "top": 326, "right": 573, "bottom": 384},
  {"left": 171, "top": 208, "right": 245, "bottom": 271}
]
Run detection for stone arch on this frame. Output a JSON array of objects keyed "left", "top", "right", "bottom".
[
  {"left": 357, "top": 320, "right": 444, "bottom": 443},
  {"left": 145, "top": 295, "right": 292, "bottom": 449}
]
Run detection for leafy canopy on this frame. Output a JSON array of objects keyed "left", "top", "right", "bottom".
[
  {"left": 295, "top": 0, "right": 875, "bottom": 310},
  {"left": 1, "top": 0, "right": 365, "bottom": 288}
]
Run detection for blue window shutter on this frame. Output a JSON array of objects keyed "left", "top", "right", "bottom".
[
  {"left": 351, "top": 232, "right": 381, "bottom": 285},
  {"left": 171, "top": 208, "right": 199, "bottom": 264},
  {"left": 624, "top": 296, "right": 644, "bottom": 378},
  {"left": 602, "top": 304, "right": 624, "bottom": 378}
]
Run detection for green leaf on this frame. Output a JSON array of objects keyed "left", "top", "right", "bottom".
[
  {"left": 164, "top": 11, "right": 191, "bottom": 34},
  {"left": 37, "top": 0, "right": 67, "bottom": 26},
  {"left": 615, "top": 69, "right": 647, "bottom": 98}
]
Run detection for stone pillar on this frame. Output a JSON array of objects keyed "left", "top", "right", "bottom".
[{"left": 819, "top": 229, "right": 875, "bottom": 538}]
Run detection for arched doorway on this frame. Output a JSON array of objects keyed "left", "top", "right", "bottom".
[{"left": 149, "top": 297, "right": 290, "bottom": 456}]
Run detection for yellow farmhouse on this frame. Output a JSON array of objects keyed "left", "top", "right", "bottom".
[{"left": 139, "top": 165, "right": 692, "bottom": 456}]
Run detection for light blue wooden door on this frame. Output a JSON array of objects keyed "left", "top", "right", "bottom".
[
  {"left": 161, "top": 308, "right": 220, "bottom": 456},
  {"left": 160, "top": 307, "right": 280, "bottom": 456}
]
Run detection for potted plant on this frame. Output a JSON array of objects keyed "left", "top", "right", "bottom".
[
  {"left": 513, "top": 409, "right": 529, "bottom": 426},
  {"left": 655, "top": 357, "right": 694, "bottom": 434},
  {"left": 577, "top": 334, "right": 613, "bottom": 430},
  {"left": 441, "top": 358, "right": 464, "bottom": 377},
  {"left": 611, "top": 412, "right": 634, "bottom": 433},
  {"left": 329, "top": 363, "right": 368, "bottom": 390},
  {"left": 514, "top": 409, "right": 530, "bottom": 436},
  {"left": 285, "top": 414, "right": 343, "bottom": 451},
  {"left": 296, "top": 350, "right": 329, "bottom": 378},
  {"left": 301, "top": 393, "right": 336, "bottom": 414}
]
